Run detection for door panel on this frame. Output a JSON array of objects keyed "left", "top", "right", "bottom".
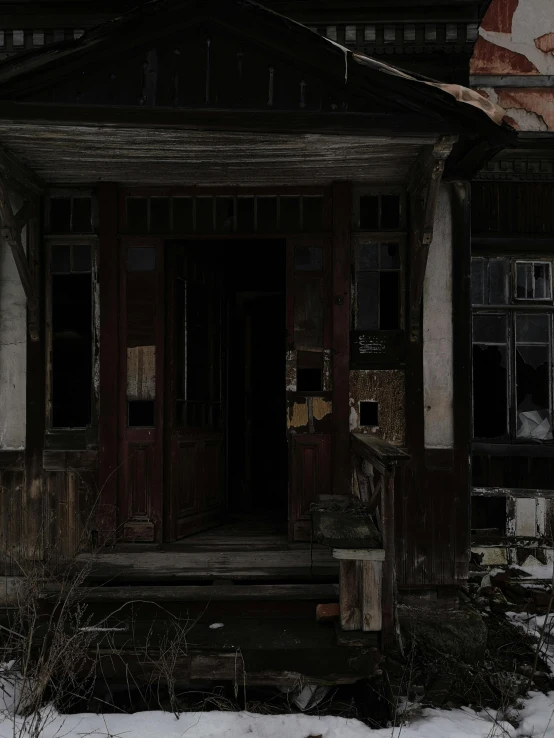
[
  {"left": 119, "top": 239, "right": 164, "bottom": 543},
  {"left": 290, "top": 434, "right": 332, "bottom": 540},
  {"left": 166, "top": 242, "right": 225, "bottom": 541},
  {"left": 286, "top": 236, "right": 333, "bottom": 540}
]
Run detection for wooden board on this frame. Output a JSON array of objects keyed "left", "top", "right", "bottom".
[{"left": 76, "top": 549, "right": 338, "bottom": 582}]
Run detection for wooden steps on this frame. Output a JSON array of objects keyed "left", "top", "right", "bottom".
[{"left": 75, "top": 548, "right": 339, "bottom": 583}]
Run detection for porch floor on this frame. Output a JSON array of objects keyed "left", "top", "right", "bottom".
[{"left": 78, "top": 516, "right": 338, "bottom": 584}]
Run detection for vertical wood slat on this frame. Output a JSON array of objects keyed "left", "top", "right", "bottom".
[
  {"left": 361, "top": 560, "right": 382, "bottom": 632},
  {"left": 382, "top": 469, "right": 396, "bottom": 647},
  {"left": 331, "top": 181, "right": 351, "bottom": 497},
  {"left": 98, "top": 182, "right": 119, "bottom": 543},
  {"left": 339, "top": 559, "right": 362, "bottom": 631}
]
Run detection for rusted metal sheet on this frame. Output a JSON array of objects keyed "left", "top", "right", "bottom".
[
  {"left": 349, "top": 369, "right": 405, "bottom": 446},
  {"left": 471, "top": 0, "right": 554, "bottom": 131}
]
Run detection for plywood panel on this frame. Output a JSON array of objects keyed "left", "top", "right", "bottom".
[{"left": 349, "top": 369, "right": 405, "bottom": 445}]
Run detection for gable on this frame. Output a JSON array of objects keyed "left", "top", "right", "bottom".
[
  {"left": 0, "top": 0, "right": 509, "bottom": 138},
  {"left": 20, "top": 21, "right": 363, "bottom": 113}
]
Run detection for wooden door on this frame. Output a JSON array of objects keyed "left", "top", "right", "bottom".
[
  {"left": 286, "top": 236, "right": 334, "bottom": 540},
  {"left": 119, "top": 238, "right": 164, "bottom": 542},
  {"left": 165, "top": 242, "right": 225, "bottom": 541}
]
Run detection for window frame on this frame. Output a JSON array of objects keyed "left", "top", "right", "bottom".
[
  {"left": 514, "top": 260, "right": 553, "bottom": 302},
  {"left": 45, "top": 235, "right": 99, "bottom": 436},
  {"left": 472, "top": 255, "right": 554, "bottom": 443},
  {"left": 352, "top": 233, "right": 406, "bottom": 332}
]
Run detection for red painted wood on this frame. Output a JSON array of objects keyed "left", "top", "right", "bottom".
[
  {"left": 118, "top": 237, "right": 164, "bottom": 542},
  {"left": 331, "top": 181, "right": 352, "bottom": 497},
  {"left": 98, "top": 183, "right": 119, "bottom": 543},
  {"left": 164, "top": 242, "right": 225, "bottom": 541},
  {"left": 290, "top": 434, "right": 331, "bottom": 540}
]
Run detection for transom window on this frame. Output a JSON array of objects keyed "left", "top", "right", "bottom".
[{"left": 472, "top": 256, "right": 554, "bottom": 442}]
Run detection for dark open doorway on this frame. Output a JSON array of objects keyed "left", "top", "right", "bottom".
[
  {"left": 165, "top": 238, "right": 287, "bottom": 542},
  {"left": 226, "top": 240, "right": 287, "bottom": 521}
]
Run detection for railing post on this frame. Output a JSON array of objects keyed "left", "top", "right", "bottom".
[{"left": 381, "top": 466, "right": 396, "bottom": 649}]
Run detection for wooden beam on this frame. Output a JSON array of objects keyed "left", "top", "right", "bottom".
[
  {"left": 408, "top": 135, "right": 457, "bottom": 341},
  {"left": 332, "top": 181, "right": 352, "bottom": 497},
  {"left": 0, "top": 144, "right": 44, "bottom": 195},
  {"left": 0, "top": 175, "right": 39, "bottom": 341}
]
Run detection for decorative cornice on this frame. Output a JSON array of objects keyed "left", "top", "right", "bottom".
[{"left": 475, "top": 156, "right": 554, "bottom": 182}]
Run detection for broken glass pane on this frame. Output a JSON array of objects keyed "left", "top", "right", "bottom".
[
  {"left": 471, "top": 259, "right": 485, "bottom": 305},
  {"left": 516, "top": 343, "right": 552, "bottom": 439},
  {"left": 380, "top": 243, "right": 400, "bottom": 270},
  {"left": 534, "top": 262, "right": 552, "bottom": 299},
  {"left": 516, "top": 314, "right": 549, "bottom": 344},
  {"left": 473, "top": 344, "right": 508, "bottom": 438},
  {"left": 473, "top": 314, "right": 507, "bottom": 344}
]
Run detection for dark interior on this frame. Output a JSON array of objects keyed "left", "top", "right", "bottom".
[{"left": 226, "top": 240, "right": 288, "bottom": 519}]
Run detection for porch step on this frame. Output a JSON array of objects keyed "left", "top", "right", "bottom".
[
  {"left": 75, "top": 549, "right": 338, "bottom": 583},
  {"left": 42, "top": 583, "right": 339, "bottom": 603}
]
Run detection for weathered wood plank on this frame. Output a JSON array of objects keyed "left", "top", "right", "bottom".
[
  {"left": 41, "top": 583, "right": 339, "bottom": 602},
  {"left": 339, "top": 559, "right": 362, "bottom": 631},
  {"left": 361, "top": 560, "right": 382, "bottom": 632},
  {"left": 332, "top": 548, "right": 385, "bottom": 561},
  {"left": 351, "top": 433, "right": 410, "bottom": 467}
]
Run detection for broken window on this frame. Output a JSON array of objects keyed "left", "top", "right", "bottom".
[
  {"left": 50, "top": 245, "right": 92, "bottom": 428},
  {"left": 471, "top": 256, "right": 554, "bottom": 442},
  {"left": 354, "top": 241, "right": 401, "bottom": 330},
  {"left": 472, "top": 314, "right": 509, "bottom": 439},
  {"left": 516, "top": 261, "right": 552, "bottom": 301},
  {"left": 516, "top": 314, "right": 552, "bottom": 440}
]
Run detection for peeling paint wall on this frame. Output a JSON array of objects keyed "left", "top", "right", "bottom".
[
  {"left": 0, "top": 192, "right": 26, "bottom": 449},
  {"left": 349, "top": 369, "right": 405, "bottom": 445},
  {"left": 471, "top": 0, "right": 554, "bottom": 131},
  {"left": 423, "top": 185, "right": 453, "bottom": 449}
]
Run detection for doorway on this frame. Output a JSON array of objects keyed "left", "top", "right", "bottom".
[{"left": 165, "top": 239, "right": 287, "bottom": 541}]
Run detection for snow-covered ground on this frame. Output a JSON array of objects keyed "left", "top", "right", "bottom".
[
  {"left": 0, "top": 706, "right": 527, "bottom": 738},
  {"left": 3, "top": 610, "right": 554, "bottom": 737}
]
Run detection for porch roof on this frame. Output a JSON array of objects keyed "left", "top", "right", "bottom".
[{"left": 0, "top": 0, "right": 513, "bottom": 187}]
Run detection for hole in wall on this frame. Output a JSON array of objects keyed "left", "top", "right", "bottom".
[{"left": 360, "top": 401, "right": 379, "bottom": 427}]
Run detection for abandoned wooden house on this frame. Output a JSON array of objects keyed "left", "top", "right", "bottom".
[{"left": 0, "top": 0, "right": 546, "bottom": 688}]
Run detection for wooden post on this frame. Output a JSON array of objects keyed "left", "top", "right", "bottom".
[
  {"left": 339, "top": 559, "right": 362, "bottom": 631},
  {"left": 331, "top": 181, "right": 351, "bottom": 497},
  {"left": 381, "top": 468, "right": 396, "bottom": 648},
  {"left": 361, "top": 560, "right": 383, "bottom": 632},
  {"left": 335, "top": 548, "right": 385, "bottom": 632},
  {"left": 98, "top": 182, "right": 119, "bottom": 544}
]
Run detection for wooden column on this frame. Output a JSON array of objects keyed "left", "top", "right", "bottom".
[
  {"left": 98, "top": 182, "right": 119, "bottom": 543},
  {"left": 452, "top": 181, "right": 472, "bottom": 583},
  {"left": 381, "top": 468, "right": 396, "bottom": 648},
  {"left": 24, "top": 202, "right": 44, "bottom": 559},
  {"left": 331, "top": 181, "right": 352, "bottom": 497}
]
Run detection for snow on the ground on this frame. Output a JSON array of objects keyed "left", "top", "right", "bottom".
[{"left": 0, "top": 706, "right": 520, "bottom": 738}]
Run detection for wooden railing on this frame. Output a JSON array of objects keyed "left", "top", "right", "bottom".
[{"left": 336, "top": 434, "right": 410, "bottom": 647}]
